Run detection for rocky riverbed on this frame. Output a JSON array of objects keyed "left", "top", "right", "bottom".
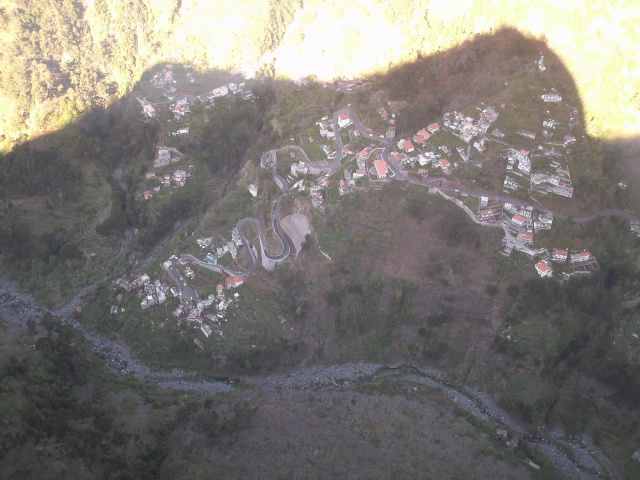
[{"left": 0, "top": 275, "right": 614, "bottom": 479}]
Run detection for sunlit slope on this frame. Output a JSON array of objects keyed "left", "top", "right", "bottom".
[
  {"left": 0, "top": 0, "right": 638, "bottom": 150},
  {"left": 265, "top": 0, "right": 639, "bottom": 138}
]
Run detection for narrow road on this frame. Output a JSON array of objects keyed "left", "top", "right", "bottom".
[
  {"left": 176, "top": 104, "right": 639, "bottom": 293},
  {"left": 342, "top": 105, "right": 640, "bottom": 224}
]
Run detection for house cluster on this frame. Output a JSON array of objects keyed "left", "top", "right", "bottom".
[
  {"left": 442, "top": 106, "right": 499, "bottom": 144},
  {"left": 176, "top": 284, "right": 242, "bottom": 339},
  {"left": 500, "top": 203, "right": 546, "bottom": 258},
  {"left": 203, "top": 81, "right": 253, "bottom": 104},
  {"left": 112, "top": 273, "right": 180, "bottom": 313},
  {"left": 196, "top": 228, "right": 244, "bottom": 262},
  {"left": 389, "top": 123, "right": 456, "bottom": 174},
  {"left": 172, "top": 97, "right": 191, "bottom": 121},
  {"left": 507, "top": 148, "right": 531, "bottom": 175},
  {"left": 494, "top": 200, "right": 597, "bottom": 279},
  {"left": 499, "top": 126, "right": 572, "bottom": 195},
  {"left": 153, "top": 147, "right": 181, "bottom": 168},
  {"left": 531, "top": 161, "right": 573, "bottom": 198},
  {"left": 541, "top": 91, "right": 562, "bottom": 102},
  {"left": 150, "top": 64, "right": 176, "bottom": 90},
  {"left": 143, "top": 168, "right": 190, "bottom": 199},
  {"left": 535, "top": 249, "right": 597, "bottom": 279},
  {"left": 317, "top": 117, "right": 336, "bottom": 140},
  {"left": 141, "top": 279, "right": 169, "bottom": 310},
  {"left": 476, "top": 197, "right": 502, "bottom": 223},
  {"left": 309, "top": 173, "right": 331, "bottom": 207}
]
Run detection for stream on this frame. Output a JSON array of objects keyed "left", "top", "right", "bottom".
[{"left": 0, "top": 275, "right": 613, "bottom": 479}]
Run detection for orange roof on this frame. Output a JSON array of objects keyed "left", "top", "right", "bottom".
[
  {"left": 554, "top": 248, "right": 568, "bottom": 255},
  {"left": 535, "top": 262, "right": 549, "bottom": 272},
  {"left": 358, "top": 149, "right": 368, "bottom": 157},
  {"left": 413, "top": 135, "right": 426, "bottom": 145},
  {"left": 512, "top": 213, "right": 526, "bottom": 223},
  {"left": 418, "top": 129, "right": 430, "bottom": 137},
  {"left": 225, "top": 275, "right": 244, "bottom": 285},
  {"left": 404, "top": 139, "right": 414, "bottom": 150},
  {"left": 338, "top": 113, "right": 349, "bottom": 120},
  {"left": 439, "top": 159, "right": 450, "bottom": 167},
  {"left": 374, "top": 159, "right": 388, "bottom": 177},
  {"left": 518, "top": 233, "right": 534, "bottom": 241}
]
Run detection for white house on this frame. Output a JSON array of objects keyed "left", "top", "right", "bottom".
[
  {"left": 542, "top": 93, "right": 562, "bottom": 102},
  {"left": 337, "top": 113, "right": 352, "bottom": 128},
  {"left": 569, "top": 251, "right": 592, "bottom": 263},
  {"left": 535, "top": 261, "right": 553, "bottom": 277}
]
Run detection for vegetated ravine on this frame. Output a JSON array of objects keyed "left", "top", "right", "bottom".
[{"left": 0, "top": 275, "right": 614, "bottom": 479}]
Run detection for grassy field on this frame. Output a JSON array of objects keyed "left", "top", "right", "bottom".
[{"left": 317, "top": 222, "right": 349, "bottom": 255}]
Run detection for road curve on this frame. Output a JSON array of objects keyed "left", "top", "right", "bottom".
[
  {"left": 342, "top": 106, "right": 640, "bottom": 225},
  {"left": 180, "top": 106, "right": 639, "bottom": 288}
]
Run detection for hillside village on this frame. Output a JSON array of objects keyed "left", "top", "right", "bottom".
[{"left": 114, "top": 57, "right": 640, "bottom": 345}]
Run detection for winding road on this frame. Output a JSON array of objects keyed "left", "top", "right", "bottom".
[
  {"left": 177, "top": 104, "right": 640, "bottom": 290},
  {"left": 0, "top": 104, "right": 630, "bottom": 479}
]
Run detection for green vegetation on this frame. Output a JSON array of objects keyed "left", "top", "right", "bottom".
[{"left": 0, "top": 317, "right": 175, "bottom": 479}]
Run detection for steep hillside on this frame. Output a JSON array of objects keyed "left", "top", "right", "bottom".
[{"left": 0, "top": 0, "right": 638, "bottom": 152}]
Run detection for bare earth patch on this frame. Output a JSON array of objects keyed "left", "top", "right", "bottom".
[{"left": 281, "top": 213, "right": 312, "bottom": 257}]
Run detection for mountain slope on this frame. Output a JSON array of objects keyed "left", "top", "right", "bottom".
[{"left": 0, "top": 0, "right": 638, "bottom": 152}]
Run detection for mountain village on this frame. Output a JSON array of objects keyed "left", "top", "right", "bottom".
[{"left": 112, "top": 56, "right": 640, "bottom": 344}]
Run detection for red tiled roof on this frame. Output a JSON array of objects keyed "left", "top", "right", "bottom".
[
  {"left": 535, "top": 262, "right": 549, "bottom": 272},
  {"left": 225, "top": 275, "right": 244, "bottom": 286},
  {"left": 374, "top": 159, "right": 388, "bottom": 177}
]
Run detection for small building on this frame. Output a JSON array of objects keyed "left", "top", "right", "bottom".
[
  {"left": 535, "top": 261, "right": 553, "bottom": 278},
  {"left": 552, "top": 248, "right": 569, "bottom": 262},
  {"left": 143, "top": 104, "right": 156, "bottom": 118},
  {"left": 374, "top": 159, "right": 389, "bottom": 178},
  {"left": 427, "top": 123, "right": 440, "bottom": 133},
  {"left": 404, "top": 139, "right": 415, "bottom": 152},
  {"left": 291, "top": 162, "right": 309, "bottom": 176},
  {"left": 518, "top": 130, "right": 537, "bottom": 140},
  {"left": 478, "top": 210, "right": 494, "bottom": 220},
  {"left": 248, "top": 184, "right": 258, "bottom": 197},
  {"left": 541, "top": 93, "right": 562, "bottom": 102},
  {"left": 337, "top": 113, "right": 352, "bottom": 128},
  {"left": 569, "top": 250, "right": 592, "bottom": 263},
  {"left": 225, "top": 275, "right": 244, "bottom": 289},
  {"left": 512, "top": 214, "right": 526, "bottom": 226},
  {"left": 517, "top": 232, "right": 534, "bottom": 244},
  {"left": 201, "top": 324, "right": 213, "bottom": 338}
]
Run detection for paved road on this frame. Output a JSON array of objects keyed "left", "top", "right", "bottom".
[
  {"left": 180, "top": 105, "right": 640, "bottom": 287},
  {"left": 166, "top": 259, "right": 198, "bottom": 302},
  {"left": 342, "top": 106, "right": 640, "bottom": 224},
  {"left": 181, "top": 148, "right": 294, "bottom": 280}
]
